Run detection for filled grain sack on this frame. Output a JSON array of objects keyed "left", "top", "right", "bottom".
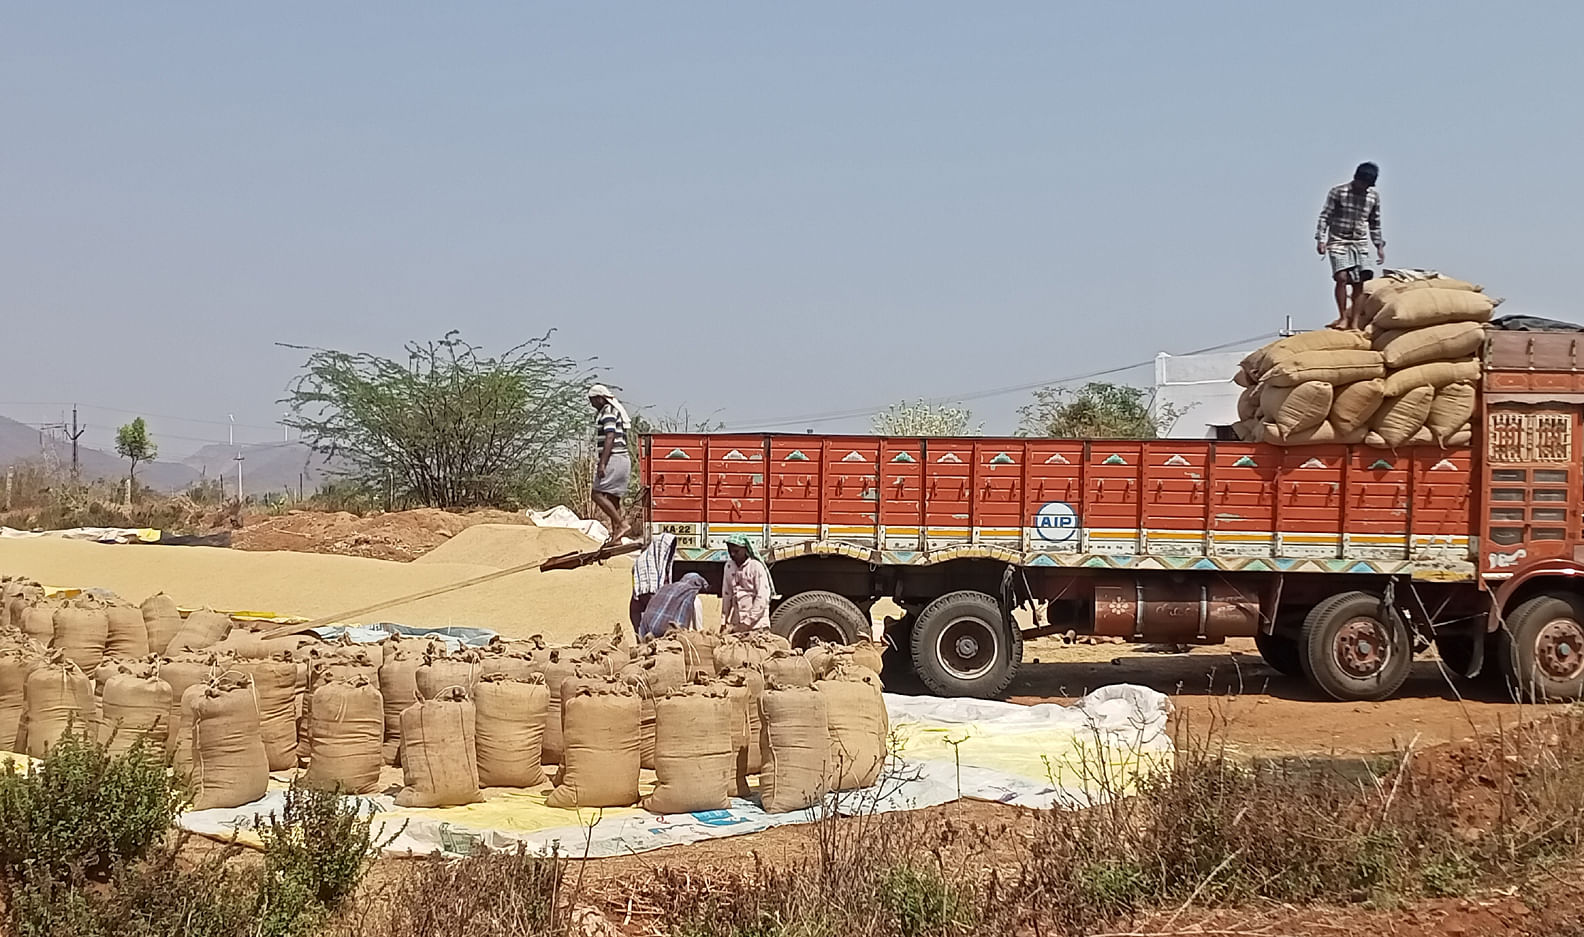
[
  {"left": 761, "top": 650, "right": 815, "bottom": 688},
  {"left": 100, "top": 666, "right": 172, "bottom": 758},
  {"left": 545, "top": 680, "right": 641, "bottom": 809},
  {"left": 167, "top": 609, "right": 232, "bottom": 654},
  {"left": 670, "top": 630, "right": 719, "bottom": 679},
  {"left": 1444, "top": 426, "right": 1473, "bottom": 447},
  {"left": 50, "top": 595, "right": 110, "bottom": 672},
  {"left": 815, "top": 666, "right": 888, "bottom": 791},
  {"left": 414, "top": 651, "right": 480, "bottom": 699},
  {"left": 645, "top": 684, "right": 734, "bottom": 814},
  {"left": 396, "top": 687, "right": 482, "bottom": 807},
  {"left": 621, "top": 649, "right": 689, "bottom": 770},
  {"left": 758, "top": 684, "right": 830, "bottom": 813},
  {"left": 1261, "top": 420, "right": 1368, "bottom": 446},
  {"left": 1240, "top": 329, "right": 1369, "bottom": 379},
  {"left": 1373, "top": 288, "right": 1495, "bottom": 330},
  {"left": 1426, "top": 382, "right": 1478, "bottom": 443},
  {"left": 140, "top": 593, "right": 184, "bottom": 656},
  {"left": 478, "top": 646, "right": 537, "bottom": 683},
  {"left": 473, "top": 673, "right": 549, "bottom": 788},
  {"left": 1374, "top": 321, "right": 1486, "bottom": 370},
  {"left": 1370, "top": 386, "right": 1436, "bottom": 448},
  {"left": 724, "top": 667, "right": 765, "bottom": 797},
  {"left": 377, "top": 639, "right": 425, "bottom": 765},
  {"left": 1330, "top": 379, "right": 1386, "bottom": 435},
  {"left": 22, "top": 602, "right": 58, "bottom": 648},
  {"left": 189, "top": 674, "right": 269, "bottom": 810},
  {"left": 162, "top": 653, "right": 229, "bottom": 763},
  {"left": 805, "top": 643, "right": 856, "bottom": 680},
  {"left": 303, "top": 676, "right": 384, "bottom": 795},
  {"left": 105, "top": 600, "right": 150, "bottom": 660},
  {"left": 1263, "top": 349, "right": 1385, "bottom": 388},
  {"left": 23, "top": 654, "right": 95, "bottom": 758},
  {"left": 1261, "top": 380, "right": 1334, "bottom": 435},
  {"left": 1357, "top": 276, "right": 1483, "bottom": 325},
  {"left": 1382, "top": 359, "right": 1482, "bottom": 398},
  {"left": 0, "top": 647, "right": 35, "bottom": 750},
  {"left": 1236, "top": 384, "right": 1259, "bottom": 421},
  {"left": 714, "top": 637, "right": 765, "bottom": 672},
  {"left": 542, "top": 651, "right": 598, "bottom": 766},
  {"left": 235, "top": 654, "right": 300, "bottom": 771},
  {"left": 849, "top": 640, "right": 886, "bottom": 676}
]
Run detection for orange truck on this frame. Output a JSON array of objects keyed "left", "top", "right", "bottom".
[{"left": 641, "top": 328, "right": 1584, "bottom": 702}]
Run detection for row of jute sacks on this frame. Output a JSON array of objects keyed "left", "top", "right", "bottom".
[
  {"left": 0, "top": 577, "right": 890, "bottom": 815},
  {"left": 1232, "top": 274, "right": 1495, "bottom": 447}
]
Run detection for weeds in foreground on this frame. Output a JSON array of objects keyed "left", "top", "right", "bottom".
[{"left": 329, "top": 847, "right": 567, "bottom": 937}]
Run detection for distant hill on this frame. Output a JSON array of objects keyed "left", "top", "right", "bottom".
[
  {"left": 182, "top": 441, "right": 342, "bottom": 496},
  {"left": 0, "top": 414, "right": 201, "bottom": 491}
]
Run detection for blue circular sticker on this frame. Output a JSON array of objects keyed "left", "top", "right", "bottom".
[{"left": 1033, "top": 501, "right": 1079, "bottom": 543}]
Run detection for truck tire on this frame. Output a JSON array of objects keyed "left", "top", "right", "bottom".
[
  {"left": 770, "top": 591, "right": 867, "bottom": 648},
  {"left": 1497, "top": 594, "right": 1584, "bottom": 701},
  {"left": 910, "top": 591, "right": 1021, "bottom": 698},
  {"left": 1300, "top": 591, "right": 1411, "bottom": 702},
  {"left": 1253, "top": 630, "right": 1304, "bottom": 677}
]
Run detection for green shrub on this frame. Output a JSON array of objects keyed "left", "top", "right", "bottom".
[
  {"left": 0, "top": 731, "right": 183, "bottom": 884},
  {"left": 254, "top": 783, "right": 387, "bottom": 935},
  {"left": 878, "top": 863, "right": 976, "bottom": 937}
]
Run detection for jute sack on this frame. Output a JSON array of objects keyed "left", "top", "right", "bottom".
[
  {"left": 1382, "top": 359, "right": 1482, "bottom": 397},
  {"left": 724, "top": 668, "right": 765, "bottom": 797},
  {"left": 162, "top": 653, "right": 230, "bottom": 764},
  {"left": 816, "top": 666, "right": 888, "bottom": 791},
  {"left": 473, "top": 673, "right": 549, "bottom": 788},
  {"left": 1357, "top": 276, "right": 1483, "bottom": 324},
  {"left": 301, "top": 647, "right": 380, "bottom": 767},
  {"left": 849, "top": 640, "right": 886, "bottom": 676},
  {"left": 714, "top": 637, "right": 767, "bottom": 672},
  {"left": 140, "top": 594, "right": 184, "bottom": 656},
  {"left": 670, "top": 630, "right": 719, "bottom": 679},
  {"left": 1330, "top": 380, "right": 1387, "bottom": 435},
  {"left": 1261, "top": 421, "right": 1368, "bottom": 446},
  {"left": 545, "top": 680, "right": 641, "bottom": 808},
  {"left": 23, "top": 654, "right": 94, "bottom": 758},
  {"left": 761, "top": 650, "right": 815, "bottom": 688},
  {"left": 1232, "top": 366, "right": 1254, "bottom": 388},
  {"left": 100, "top": 667, "right": 172, "bottom": 758},
  {"left": 758, "top": 684, "right": 830, "bottom": 813},
  {"left": 51, "top": 595, "right": 110, "bottom": 672},
  {"left": 646, "top": 684, "right": 734, "bottom": 814},
  {"left": 105, "top": 600, "right": 150, "bottom": 660},
  {"left": 1375, "top": 321, "right": 1486, "bottom": 370},
  {"left": 1373, "top": 288, "right": 1495, "bottom": 330},
  {"left": 0, "top": 648, "right": 37, "bottom": 750},
  {"left": 415, "top": 651, "right": 480, "bottom": 699},
  {"left": 1427, "top": 383, "right": 1478, "bottom": 443},
  {"left": 396, "top": 687, "right": 482, "bottom": 807},
  {"left": 235, "top": 654, "right": 300, "bottom": 771},
  {"left": 1370, "top": 386, "right": 1436, "bottom": 448},
  {"left": 1260, "top": 381, "right": 1333, "bottom": 435},
  {"left": 1443, "top": 426, "right": 1473, "bottom": 447},
  {"left": 167, "top": 609, "right": 232, "bottom": 654},
  {"left": 190, "top": 674, "right": 269, "bottom": 810},
  {"left": 1240, "top": 330, "right": 1369, "bottom": 379},
  {"left": 378, "top": 638, "right": 428, "bottom": 765},
  {"left": 23, "top": 602, "right": 59, "bottom": 648},
  {"left": 1262, "top": 350, "right": 1385, "bottom": 388},
  {"left": 542, "top": 651, "right": 599, "bottom": 766},
  {"left": 1236, "top": 384, "right": 1259, "bottom": 421},
  {"left": 621, "top": 650, "right": 689, "bottom": 770},
  {"left": 478, "top": 647, "right": 537, "bottom": 683},
  {"left": 805, "top": 643, "right": 855, "bottom": 680},
  {"left": 303, "top": 676, "right": 385, "bottom": 795}
]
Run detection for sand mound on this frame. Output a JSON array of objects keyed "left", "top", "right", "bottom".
[
  {"left": 414, "top": 524, "right": 596, "bottom": 569},
  {"left": 233, "top": 509, "right": 530, "bottom": 562}
]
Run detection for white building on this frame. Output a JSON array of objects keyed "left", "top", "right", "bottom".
[{"left": 1151, "top": 350, "right": 1244, "bottom": 438}]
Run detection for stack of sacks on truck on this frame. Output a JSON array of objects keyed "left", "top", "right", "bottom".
[{"left": 1234, "top": 272, "right": 1495, "bottom": 447}]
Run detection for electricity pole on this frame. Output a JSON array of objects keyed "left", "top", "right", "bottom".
[{"left": 69, "top": 405, "right": 84, "bottom": 481}]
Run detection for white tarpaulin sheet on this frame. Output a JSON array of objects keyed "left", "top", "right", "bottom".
[
  {"left": 526, "top": 505, "right": 609, "bottom": 545},
  {"left": 179, "top": 685, "right": 1172, "bottom": 858},
  {"left": 0, "top": 526, "right": 159, "bottom": 543}
]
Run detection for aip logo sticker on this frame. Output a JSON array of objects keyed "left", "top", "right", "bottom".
[{"left": 1033, "top": 501, "right": 1079, "bottom": 543}]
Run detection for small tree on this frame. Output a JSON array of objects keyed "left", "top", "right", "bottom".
[
  {"left": 282, "top": 331, "right": 592, "bottom": 508},
  {"left": 114, "top": 418, "right": 157, "bottom": 493},
  {"left": 1018, "top": 381, "right": 1185, "bottom": 439},
  {"left": 872, "top": 400, "right": 982, "bottom": 437}
]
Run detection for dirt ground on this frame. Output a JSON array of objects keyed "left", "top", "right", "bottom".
[{"left": 231, "top": 508, "right": 533, "bottom": 562}]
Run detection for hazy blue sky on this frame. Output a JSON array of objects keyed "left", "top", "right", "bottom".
[{"left": 4, "top": 2, "right": 1580, "bottom": 456}]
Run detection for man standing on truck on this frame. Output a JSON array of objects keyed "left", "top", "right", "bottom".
[
  {"left": 588, "top": 384, "right": 632, "bottom": 544},
  {"left": 1316, "top": 161, "right": 1385, "bottom": 329},
  {"left": 722, "top": 534, "right": 773, "bottom": 633}
]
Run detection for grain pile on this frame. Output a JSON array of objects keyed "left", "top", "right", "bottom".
[{"left": 1234, "top": 272, "right": 1493, "bottom": 447}]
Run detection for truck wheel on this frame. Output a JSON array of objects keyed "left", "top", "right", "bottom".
[
  {"left": 770, "top": 591, "right": 867, "bottom": 649},
  {"left": 1253, "top": 630, "right": 1304, "bottom": 677},
  {"left": 910, "top": 591, "right": 1021, "bottom": 698},
  {"left": 1300, "top": 591, "right": 1411, "bottom": 702},
  {"left": 1497, "top": 595, "right": 1584, "bottom": 701}
]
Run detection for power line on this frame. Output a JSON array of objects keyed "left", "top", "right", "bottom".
[
  {"left": 0, "top": 401, "right": 283, "bottom": 433},
  {"left": 721, "top": 331, "right": 1276, "bottom": 431}
]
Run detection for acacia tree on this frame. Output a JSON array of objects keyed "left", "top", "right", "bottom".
[
  {"left": 1018, "top": 381, "right": 1186, "bottom": 439},
  {"left": 114, "top": 418, "right": 158, "bottom": 492},
  {"left": 281, "top": 331, "right": 591, "bottom": 508},
  {"left": 871, "top": 399, "right": 982, "bottom": 436}
]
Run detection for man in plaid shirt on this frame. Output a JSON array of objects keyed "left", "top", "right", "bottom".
[{"left": 1316, "top": 162, "right": 1384, "bottom": 328}]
